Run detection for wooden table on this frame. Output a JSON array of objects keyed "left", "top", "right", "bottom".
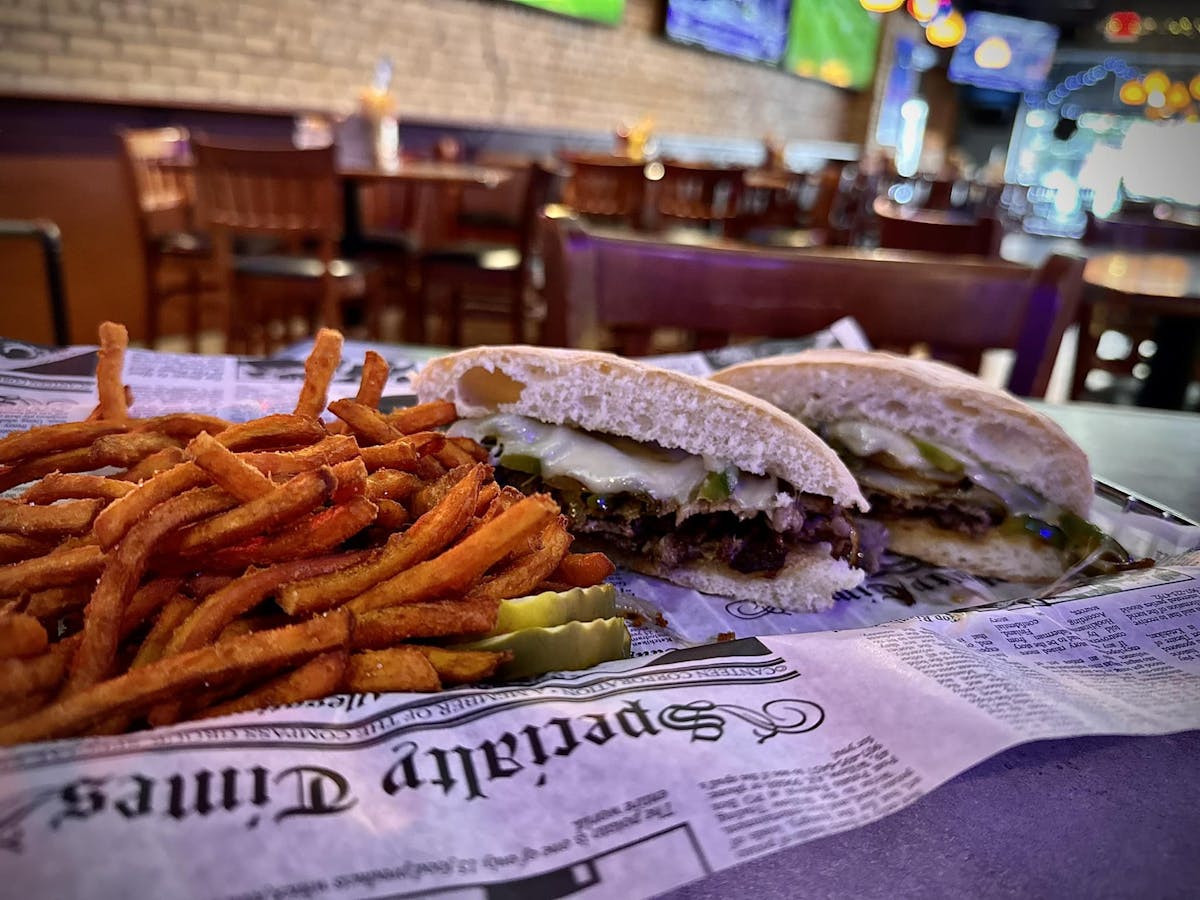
[
  {"left": 339, "top": 160, "right": 514, "bottom": 254},
  {"left": 1075, "top": 250, "right": 1200, "bottom": 409},
  {"left": 338, "top": 161, "right": 512, "bottom": 189}
]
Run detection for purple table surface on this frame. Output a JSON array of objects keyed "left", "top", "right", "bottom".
[{"left": 663, "top": 729, "right": 1200, "bottom": 898}]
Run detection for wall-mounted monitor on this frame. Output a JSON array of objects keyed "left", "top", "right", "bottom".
[
  {"left": 948, "top": 11, "right": 1058, "bottom": 93},
  {"left": 783, "top": 0, "right": 882, "bottom": 90},
  {"left": 664, "top": 0, "right": 793, "bottom": 65},
  {"left": 507, "top": 0, "right": 625, "bottom": 25}
]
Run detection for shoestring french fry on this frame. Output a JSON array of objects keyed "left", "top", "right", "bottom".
[
  {"left": 356, "top": 351, "right": 390, "bottom": 407},
  {"left": 22, "top": 584, "right": 93, "bottom": 623},
  {"left": 328, "top": 398, "right": 403, "bottom": 445},
  {"left": 0, "top": 612, "right": 49, "bottom": 659},
  {"left": 166, "top": 552, "right": 374, "bottom": 660},
  {"left": 0, "top": 446, "right": 100, "bottom": 493},
  {"left": 130, "top": 596, "right": 197, "bottom": 670},
  {"left": 0, "top": 611, "right": 352, "bottom": 746},
  {"left": 21, "top": 472, "right": 136, "bottom": 504},
  {"left": 119, "top": 578, "right": 186, "bottom": 639},
  {"left": 552, "top": 552, "right": 618, "bottom": 588},
  {"left": 277, "top": 464, "right": 486, "bottom": 616},
  {"left": 65, "top": 487, "right": 239, "bottom": 696},
  {"left": 0, "top": 498, "right": 104, "bottom": 537},
  {"left": 385, "top": 399, "right": 458, "bottom": 434},
  {"left": 343, "top": 646, "right": 441, "bottom": 693},
  {"left": 0, "top": 533, "right": 54, "bottom": 564},
  {"left": 358, "top": 437, "right": 422, "bottom": 472},
  {"left": 185, "top": 431, "right": 275, "bottom": 501},
  {"left": 417, "top": 646, "right": 511, "bottom": 685},
  {"left": 117, "top": 446, "right": 186, "bottom": 483},
  {"left": 239, "top": 434, "right": 360, "bottom": 475},
  {"left": 185, "top": 498, "right": 378, "bottom": 573},
  {"left": 196, "top": 650, "right": 349, "bottom": 721},
  {"left": 0, "top": 322, "right": 616, "bottom": 744},
  {"left": 131, "top": 413, "right": 232, "bottom": 440},
  {"left": 352, "top": 597, "right": 499, "bottom": 650},
  {"left": 329, "top": 457, "right": 369, "bottom": 502},
  {"left": 467, "top": 520, "right": 573, "bottom": 603},
  {"left": 94, "top": 321, "right": 130, "bottom": 421},
  {"left": 166, "top": 469, "right": 334, "bottom": 557},
  {"left": 433, "top": 439, "right": 479, "bottom": 469},
  {"left": 293, "top": 328, "right": 344, "bottom": 418},
  {"left": 367, "top": 468, "right": 423, "bottom": 503},
  {"left": 346, "top": 494, "right": 561, "bottom": 613},
  {"left": 0, "top": 542, "right": 106, "bottom": 595},
  {"left": 0, "top": 420, "right": 128, "bottom": 466},
  {"left": 0, "top": 636, "right": 80, "bottom": 705},
  {"left": 89, "top": 431, "right": 182, "bottom": 468}
]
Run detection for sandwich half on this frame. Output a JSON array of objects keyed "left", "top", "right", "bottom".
[
  {"left": 712, "top": 349, "right": 1107, "bottom": 582},
  {"left": 412, "top": 346, "right": 872, "bottom": 611}
]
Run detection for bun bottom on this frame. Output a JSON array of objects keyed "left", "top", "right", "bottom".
[
  {"left": 885, "top": 518, "right": 1069, "bottom": 582},
  {"left": 606, "top": 543, "right": 864, "bottom": 613}
]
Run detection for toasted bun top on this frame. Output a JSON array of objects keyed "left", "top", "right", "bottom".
[
  {"left": 413, "top": 346, "right": 867, "bottom": 509},
  {"left": 710, "top": 349, "right": 1093, "bottom": 516}
]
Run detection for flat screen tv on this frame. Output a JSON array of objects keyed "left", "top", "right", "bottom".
[
  {"left": 948, "top": 11, "right": 1058, "bottom": 93},
  {"left": 507, "top": 0, "right": 624, "bottom": 25},
  {"left": 664, "top": 0, "right": 793, "bottom": 65},
  {"left": 784, "top": 0, "right": 882, "bottom": 90}
]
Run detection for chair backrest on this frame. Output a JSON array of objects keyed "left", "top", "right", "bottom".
[
  {"left": 117, "top": 126, "right": 196, "bottom": 240},
  {"left": 455, "top": 152, "right": 533, "bottom": 239},
  {"left": 0, "top": 219, "right": 69, "bottom": 345},
  {"left": 1083, "top": 212, "right": 1200, "bottom": 252},
  {"left": 191, "top": 141, "right": 341, "bottom": 243},
  {"left": 874, "top": 197, "right": 1002, "bottom": 257},
  {"left": 516, "top": 160, "right": 559, "bottom": 271},
  {"left": 733, "top": 169, "right": 809, "bottom": 237},
  {"left": 541, "top": 213, "right": 1083, "bottom": 397},
  {"left": 655, "top": 160, "right": 745, "bottom": 230},
  {"left": 560, "top": 153, "right": 646, "bottom": 225}
]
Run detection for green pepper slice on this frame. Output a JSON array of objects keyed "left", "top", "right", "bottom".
[
  {"left": 696, "top": 468, "right": 737, "bottom": 502},
  {"left": 498, "top": 452, "right": 541, "bottom": 475},
  {"left": 912, "top": 438, "right": 966, "bottom": 475},
  {"left": 1000, "top": 514, "right": 1068, "bottom": 549}
]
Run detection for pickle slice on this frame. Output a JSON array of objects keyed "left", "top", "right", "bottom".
[
  {"left": 454, "top": 617, "right": 632, "bottom": 681},
  {"left": 490, "top": 584, "right": 618, "bottom": 635}
]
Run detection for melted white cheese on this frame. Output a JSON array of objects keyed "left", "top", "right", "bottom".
[
  {"left": 829, "top": 420, "right": 1053, "bottom": 517},
  {"left": 448, "top": 414, "right": 781, "bottom": 508},
  {"left": 827, "top": 420, "right": 929, "bottom": 471}
]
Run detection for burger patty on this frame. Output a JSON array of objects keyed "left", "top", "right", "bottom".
[
  {"left": 502, "top": 471, "right": 886, "bottom": 575},
  {"left": 865, "top": 488, "right": 1005, "bottom": 537}
]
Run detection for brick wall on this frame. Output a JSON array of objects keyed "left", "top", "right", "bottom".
[{"left": 0, "top": 0, "right": 863, "bottom": 144}]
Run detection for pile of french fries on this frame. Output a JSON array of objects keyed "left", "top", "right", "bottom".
[{"left": 0, "top": 324, "right": 613, "bottom": 746}]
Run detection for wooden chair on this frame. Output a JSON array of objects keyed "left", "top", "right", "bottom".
[
  {"left": 654, "top": 160, "right": 745, "bottom": 235},
  {"left": 455, "top": 152, "right": 532, "bottom": 243},
  {"left": 0, "top": 219, "right": 69, "bottom": 345},
  {"left": 117, "top": 127, "right": 219, "bottom": 351},
  {"left": 874, "top": 197, "right": 1002, "bottom": 257},
  {"left": 1071, "top": 215, "right": 1200, "bottom": 404},
  {"left": 541, "top": 213, "right": 1083, "bottom": 398},
  {"left": 733, "top": 169, "right": 826, "bottom": 248},
  {"left": 560, "top": 153, "right": 647, "bottom": 228},
  {"left": 191, "top": 140, "right": 381, "bottom": 354},
  {"left": 416, "top": 160, "right": 558, "bottom": 346}
]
